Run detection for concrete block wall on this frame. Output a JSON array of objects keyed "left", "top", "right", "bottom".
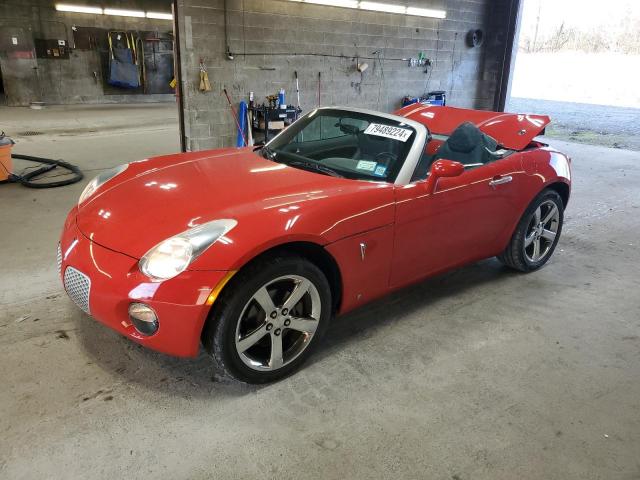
[
  {"left": 176, "top": 0, "right": 516, "bottom": 150},
  {"left": 0, "top": 0, "right": 175, "bottom": 106}
]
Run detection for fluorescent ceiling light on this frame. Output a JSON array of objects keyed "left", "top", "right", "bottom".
[
  {"left": 305, "top": 0, "right": 358, "bottom": 7},
  {"left": 406, "top": 6, "right": 446, "bottom": 18},
  {"left": 288, "top": 0, "right": 447, "bottom": 19},
  {"left": 359, "top": 1, "right": 405, "bottom": 13},
  {"left": 104, "top": 8, "right": 146, "bottom": 17},
  {"left": 146, "top": 11, "right": 173, "bottom": 20},
  {"left": 55, "top": 4, "right": 103, "bottom": 14}
]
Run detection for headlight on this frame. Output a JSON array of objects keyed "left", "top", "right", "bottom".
[
  {"left": 139, "top": 219, "right": 237, "bottom": 281},
  {"left": 78, "top": 164, "right": 128, "bottom": 205}
]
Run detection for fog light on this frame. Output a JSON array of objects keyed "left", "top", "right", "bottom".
[{"left": 128, "top": 303, "right": 159, "bottom": 336}]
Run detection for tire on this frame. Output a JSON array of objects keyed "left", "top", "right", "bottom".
[
  {"left": 498, "top": 189, "right": 564, "bottom": 272},
  {"left": 203, "top": 253, "right": 332, "bottom": 384}
]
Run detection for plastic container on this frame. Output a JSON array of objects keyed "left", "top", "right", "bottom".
[
  {"left": 0, "top": 134, "right": 14, "bottom": 182},
  {"left": 423, "top": 90, "right": 446, "bottom": 106},
  {"left": 278, "top": 88, "right": 286, "bottom": 109}
]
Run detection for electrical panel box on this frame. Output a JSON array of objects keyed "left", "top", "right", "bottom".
[{"left": 34, "top": 39, "right": 70, "bottom": 59}]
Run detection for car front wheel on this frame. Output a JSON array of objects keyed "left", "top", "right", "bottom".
[
  {"left": 204, "top": 253, "right": 332, "bottom": 383},
  {"left": 498, "top": 188, "right": 564, "bottom": 272}
]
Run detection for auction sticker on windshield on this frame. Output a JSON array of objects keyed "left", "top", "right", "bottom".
[
  {"left": 356, "top": 160, "right": 377, "bottom": 172},
  {"left": 364, "top": 123, "right": 412, "bottom": 142}
]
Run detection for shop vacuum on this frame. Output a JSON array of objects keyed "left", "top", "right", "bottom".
[{"left": 0, "top": 132, "right": 83, "bottom": 188}]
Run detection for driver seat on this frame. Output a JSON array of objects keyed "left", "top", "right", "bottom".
[{"left": 432, "top": 122, "right": 498, "bottom": 167}]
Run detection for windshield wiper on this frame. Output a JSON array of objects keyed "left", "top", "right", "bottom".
[{"left": 288, "top": 160, "right": 344, "bottom": 178}]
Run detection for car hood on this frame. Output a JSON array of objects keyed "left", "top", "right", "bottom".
[{"left": 76, "top": 148, "right": 394, "bottom": 261}]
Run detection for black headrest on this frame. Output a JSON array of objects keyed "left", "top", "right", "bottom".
[{"left": 446, "top": 122, "right": 484, "bottom": 153}]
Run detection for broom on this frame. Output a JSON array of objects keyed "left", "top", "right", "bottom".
[{"left": 199, "top": 59, "right": 211, "bottom": 92}]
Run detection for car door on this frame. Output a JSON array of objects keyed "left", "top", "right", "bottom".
[{"left": 390, "top": 161, "right": 518, "bottom": 287}]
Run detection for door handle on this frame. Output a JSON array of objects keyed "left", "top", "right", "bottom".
[{"left": 489, "top": 175, "right": 512, "bottom": 188}]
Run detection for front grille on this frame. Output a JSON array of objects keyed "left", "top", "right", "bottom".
[
  {"left": 64, "top": 267, "right": 91, "bottom": 314},
  {"left": 56, "top": 243, "right": 62, "bottom": 276}
]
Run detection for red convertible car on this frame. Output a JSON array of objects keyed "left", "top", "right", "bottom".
[{"left": 58, "top": 105, "right": 571, "bottom": 383}]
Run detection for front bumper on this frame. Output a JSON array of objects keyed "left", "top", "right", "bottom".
[{"left": 59, "top": 208, "right": 228, "bottom": 357}]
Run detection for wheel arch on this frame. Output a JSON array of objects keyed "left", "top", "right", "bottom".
[
  {"left": 258, "top": 241, "right": 344, "bottom": 313},
  {"left": 200, "top": 241, "right": 343, "bottom": 344},
  {"left": 545, "top": 180, "right": 570, "bottom": 208},
  {"left": 497, "top": 179, "right": 569, "bottom": 257}
]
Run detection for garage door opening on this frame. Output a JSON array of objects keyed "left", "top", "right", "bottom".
[
  {"left": 507, "top": 0, "right": 640, "bottom": 150},
  {"left": 0, "top": 0, "right": 181, "bottom": 188}
]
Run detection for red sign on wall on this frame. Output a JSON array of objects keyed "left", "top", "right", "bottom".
[{"left": 7, "top": 50, "right": 35, "bottom": 59}]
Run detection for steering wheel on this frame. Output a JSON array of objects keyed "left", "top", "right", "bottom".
[{"left": 375, "top": 152, "right": 397, "bottom": 165}]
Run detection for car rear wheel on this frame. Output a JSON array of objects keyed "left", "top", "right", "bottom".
[
  {"left": 204, "top": 253, "right": 332, "bottom": 383},
  {"left": 498, "top": 189, "right": 564, "bottom": 272}
]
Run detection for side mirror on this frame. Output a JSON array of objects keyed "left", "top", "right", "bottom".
[
  {"left": 430, "top": 159, "right": 464, "bottom": 178},
  {"left": 424, "top": 159, "right": 464, "bottom": 193}
]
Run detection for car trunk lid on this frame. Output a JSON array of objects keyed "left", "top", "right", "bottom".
[{"left": 397, "top": 104, "right": 551, "bottom": 151}]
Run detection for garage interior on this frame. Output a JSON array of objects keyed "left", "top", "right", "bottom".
[{"left": 1, "top": 0, "right": 639, "bottom": 478}]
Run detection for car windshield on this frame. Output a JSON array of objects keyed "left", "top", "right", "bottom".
[{"left": 262, "top": 109, "right": 417, "bottom": 182}]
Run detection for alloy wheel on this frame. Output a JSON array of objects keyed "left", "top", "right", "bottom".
[
  {"left": 524, "top": 199, "right": 560, "bottom": 263},
  {"left": 234, "top": 275, "right": 321, "bottom": 371}
]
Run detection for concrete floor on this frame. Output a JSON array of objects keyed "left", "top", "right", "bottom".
[
  {"left": 2, "top": 103, "right": 178, "bottom": 138},
  {"left": 508, "top": 97, "right": 640, "bottom": 151},
  {"left": 1, "top": 105, "right": 640, "bottom": 479}
]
